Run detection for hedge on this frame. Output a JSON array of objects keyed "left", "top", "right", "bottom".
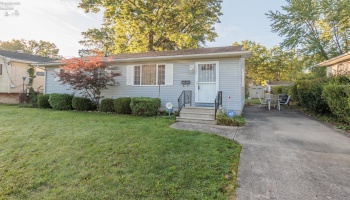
[
  {"left": 130, "top": 97, "right": 161, "bottom": 116},
  {"left": 114, "top": 97, "right": 132, "bottom": 114},
  {"left": 49, "top": 93, "right": 73, "bottom": 110},
  {"left": 100, "top": 98, "right": 115, "bottom": 112},
  {"left": 322, "top": 84, "right": 350, "bottom": 123},
  {"left": 37, "top": 94, "right": 51, "bottom": 108},
  {"left": 72, "top": 97, "right": 94, "bottom": 111},
  {"left": 293, "top": 79, "right": 330, "bottom": 114}
]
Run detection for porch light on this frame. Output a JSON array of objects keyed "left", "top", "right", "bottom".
[{"left": 189, "top": 65, "right": 194, "bottom": 73}]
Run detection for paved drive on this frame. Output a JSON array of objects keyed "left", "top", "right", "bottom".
[
  {"left": 171, "top": 105, "right": 350, "bottom": 199},
  {"left": 235, "top": 106, "right": 350, "bottom": 200}
]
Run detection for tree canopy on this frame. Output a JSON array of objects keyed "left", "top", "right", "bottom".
[
  {"left": 79, "top": 0, "right": 223, "bottom": 53},
  {"left": 234, "top": 40, "right": 303, "bottom": 85},
  {"left": 0, "top": 39, "right": 61, "bottom": 58},
  {"left": 266, "top": 0, "right": 350, "bottom": 61}
]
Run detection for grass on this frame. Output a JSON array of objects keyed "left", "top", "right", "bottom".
[
  {"left": 245, "top": 98, "right": 261, "bottom": 106},
  {"left": 0, "top": 105, "right": 241, "bottom": 199}
]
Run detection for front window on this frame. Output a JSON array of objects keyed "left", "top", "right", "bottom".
[{"left": 134, "top": 64, "right": 165, "bottom": 85}]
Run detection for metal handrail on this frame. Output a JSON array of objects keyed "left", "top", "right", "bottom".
[
  {"left": 214, "top": 91, "right": 223, "bottom": 120},
  {"left": 178, "top": 90, "right": 192, "bottom": 113}
]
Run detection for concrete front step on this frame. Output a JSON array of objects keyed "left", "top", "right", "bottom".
[
  {"left": 177, "top": 106, "right": 219, "bottom": 124},
  {"left": 180, "top": 112, "right": 215, "bottom": 120},
  {"left": 181, "top": 107, "right": 216, "bottom": 114},
  {"left": 176, "top": 117, "right": 217, "bottom": 125}
]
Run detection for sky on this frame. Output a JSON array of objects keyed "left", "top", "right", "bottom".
[{"left": 0, "top": 0, "right": 287, "bottom": 58}]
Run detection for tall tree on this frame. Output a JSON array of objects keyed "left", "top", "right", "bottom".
[
  {"left": 266, "top": 0, "right": 350, "bottom": 60},
  {"left": 79, "top": 0, "right": 222, "bottom": 53},
  {"left": 234, "top": 40, "right": 303, "bottom": 85},
  {"left": 0, "top": 39, "right": 60, "bottom": 58}
]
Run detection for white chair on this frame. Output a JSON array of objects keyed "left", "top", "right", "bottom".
[
  {"left": 279, "top": 95, "right": 291, "bottom": 110},
  {"left": 257, "top": 94, "right": 267, "bottom": 108}
]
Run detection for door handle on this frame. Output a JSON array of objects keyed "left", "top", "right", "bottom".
[{"left": 198, "top": 85, "right": 200, "bottom": 90}]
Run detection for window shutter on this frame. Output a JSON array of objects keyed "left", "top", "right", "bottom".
[
  {"left": 126, "top": 65, "right": 134, "bottom": 85},
  {"left": 54, "top": 68, "right": 60, "bottom": 82},
  {"left": 165, "top": 64, "right": 173, "bottom": 86}
]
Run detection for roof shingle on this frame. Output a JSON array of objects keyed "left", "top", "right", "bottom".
[
  {"left": 109, "top": 46, "right": 244, "bottom": 59},
  {"left": 0, "top": 50, "right": 55, "bottom": 63}
]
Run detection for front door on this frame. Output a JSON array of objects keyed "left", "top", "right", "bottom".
[{"left": 196, "top": 62, "right": 219, "bottom": 103}]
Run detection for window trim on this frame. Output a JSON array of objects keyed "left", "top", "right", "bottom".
[{"left": 132, "top": 63, "right": 167, "bottom": 86}]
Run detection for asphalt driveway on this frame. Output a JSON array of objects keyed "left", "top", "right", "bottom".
[{"left": 235, "top": 105, "right": 350, "bottom": 199}]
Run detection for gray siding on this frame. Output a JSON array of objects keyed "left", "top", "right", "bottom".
[
  {"left": 218, "top": 59, "right": 242, "bottom": 114},
  {"left": 45, "top": 68, "right": 74, "bottom": 94},
  {"left": 45, "top": 57, "right": 245, "bottom": 114}
]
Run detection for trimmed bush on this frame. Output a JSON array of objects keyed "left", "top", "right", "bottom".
[
  {"left": 322, "top": 84, "right": 350, "bottom": 123},
  {"left": 130, "top": 97, "right": 161, "bottom": 116},
  {"left": 37, "top": 94, "right": 51, "bottom": 108},
  {"left": 28, "top": 88, "right": 39, "bottom": 107},
  {"left": 49, "top": 93, "right": 73, "bottom": 110},
  {"left": 217, "top": 112, "right": 245, "bottom": 126},
  {"left": 114, "top": 97, "right": 132, "bottom": 114},
  {"left": 294, "top": 79, "right": 330, "bottom": 114},
  {"left": 100, "top": 98, "right": 115, "bottom": 112},
  {"left": 72, "top": 97, "right": 94, "bottom": 111}
]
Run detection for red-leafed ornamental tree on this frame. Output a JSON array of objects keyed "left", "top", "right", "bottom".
[{"left": 57, "top": 55, "right": 120, "bottom": 110}]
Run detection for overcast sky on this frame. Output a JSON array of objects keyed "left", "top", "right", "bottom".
[{"left": 0, "top": 0, "right": 287, "bottom": 58}]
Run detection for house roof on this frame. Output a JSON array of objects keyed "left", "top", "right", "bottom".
[
  {"left": 266, "top": 81, "right": 293, "bottom": 86},
  {"left": 317, "top": 51, "right": 350, "bottom": 67},
  {"left": 35, "top": 46, "right": 251, "bottom": 66},
  {"left": 109, "top": 46, "right": 244, "bottom": 59},
  {"left": 0, "top": 49, "right": 55, "bottom": 63}
]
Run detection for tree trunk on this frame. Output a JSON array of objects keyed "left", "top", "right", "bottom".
[{"left": 148, "top": 31, "right": 154, "bottom": 51}]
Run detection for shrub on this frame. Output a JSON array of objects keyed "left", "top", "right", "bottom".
[
  {"left": 294, "top": 79, "right": 330, "bottom": 114},
  {"left": 114, "top": 97, "right": 132, "bottom": 114},
  {"left": 322, "top": 84, "right": 350, "bottom": 123},
  {"left": 217, "top": 112, "right": 245, "bottom": 126},
  {"left": 130, "top": 97, "right": 161, "bottom": 116},
  {"left": 72, "top": 97, "right": 94, "bottom": 111},
  {"left": 100, "top": 98, "right": 115, "bottom": 112},
  {"left": 271, "top": 86, "right": 290, "bottom": 95},
  {"left": 37, "top": 94, "right": 51, "bottom": 108},
  {"left": 28, "top": 88, "right": 39, "bottom": 107},
  {"left": 49, "top": 93, "right": 73, "bottom": 110}
]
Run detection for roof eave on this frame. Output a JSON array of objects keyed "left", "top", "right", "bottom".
[
  {"left": 109, "top": 51, "right": 252, "bottom": 63},
  {"left": 36, "top": 51, "right": 252, "bottom": 67},
  {"left": 317, "top": 52, "right": 350, "bottom": 67}
]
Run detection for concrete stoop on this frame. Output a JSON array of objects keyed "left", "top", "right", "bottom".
[{"left": 176, "top": 107, "right": 219, "bottom": 125}]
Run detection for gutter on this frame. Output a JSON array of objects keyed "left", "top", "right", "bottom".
[
  {"left": 35, "top": 51, "right": 252, "bottom": 66},
  {"left": 317, "top": 52, "right": 350, "bottom": 67}
]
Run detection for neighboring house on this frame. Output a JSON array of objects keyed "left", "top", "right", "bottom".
[
  {"left": 0, "top": 50, "right": 55, "bottom": 103},
  {"left": 317, "top": 51, "right": 350, "bottom": 77},
  {"left": 38, "top": 46, "right": 251, "bottom": 123},
  {"left": 265, "top": 81, "right": 293, "bottom": 93}
]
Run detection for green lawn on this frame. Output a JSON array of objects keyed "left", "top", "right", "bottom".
[{"left": 0, "top": 105, "right": 241, "bottom": 199}]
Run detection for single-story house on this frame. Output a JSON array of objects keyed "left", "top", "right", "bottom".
[
  {"left": 317, "top": 51, "right": 350, "bottom": 77},
  {"left": 0, "top": 50, "right": 55, "bottom": 103},
  {"left": 37, "top": 46, "right": 251, "bottom": 123}
]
